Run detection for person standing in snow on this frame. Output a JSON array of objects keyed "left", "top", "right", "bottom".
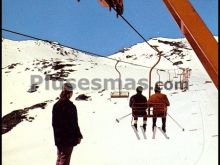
[
  {"left": 147, "top": 84, "right": 170, "bottom": 133},
  {"left": 52, "top": 83, "right": 83, "bottom": 165},
  {"left": 129, "top": 86, "right": 148, "bottom": 131}
]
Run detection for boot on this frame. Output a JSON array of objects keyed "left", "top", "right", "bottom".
[
  {"left": 143, "top": 124, "right": 146, "bottom": 132},
  {"left": 162, "top": 118, "right": 166, "bottom": 133},
  {"left": 162, "top": 126, "right": 166, "bottom": 133},
  {"left": 133, "top": 123, "right": 137, "bottom": 130},
  {"left": 152, "top": 125, "right": 156, "bottom": 132}
]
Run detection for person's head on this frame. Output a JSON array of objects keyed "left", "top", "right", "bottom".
[
  {"left": 136, "top": 86, "right": 143, "bottom": 94},
  {"left": 59, "top": 83, "right": 73, "bottom": 100},
  {"left": 154, "top": 84, "right": 161, "bottom": 93}
]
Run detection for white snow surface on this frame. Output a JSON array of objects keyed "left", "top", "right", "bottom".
[{"left": 2, "top": 37, "right": 218, "bottom": 165}]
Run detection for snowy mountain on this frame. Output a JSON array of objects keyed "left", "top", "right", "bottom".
[{"left": 2, "top": 37, "right": 218, "bottom": 165}]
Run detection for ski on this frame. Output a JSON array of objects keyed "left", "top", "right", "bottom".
[
  {"left": 157, "top": 127, "right": 170, "bottom": 139},
  {"left": 140, "top": 126, "right": 147, "bottom": 139},
  {"left": 131, "top": 125, "right": 140, "bottom": 140},
  {"left": 152, "top": 126, "right": 157, "bottom": 139}
]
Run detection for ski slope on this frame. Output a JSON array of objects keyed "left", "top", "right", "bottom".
[{"left": 2, "top": 37, "right": 218, "bottom": 165}]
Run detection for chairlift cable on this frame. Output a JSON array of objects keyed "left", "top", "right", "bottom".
[{"left": 2, "top": 28, "right": 153, "bottom": 69}]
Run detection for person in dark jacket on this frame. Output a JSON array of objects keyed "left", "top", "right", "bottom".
[
  {"left": 52, "top": 83, "right": 83, "bottom": 165},
  {"left": 147, "top": 84, "right": 170, "bottom": 133},
  {"left": 129, "top": 86, "right": 148, "bottom": 131}
]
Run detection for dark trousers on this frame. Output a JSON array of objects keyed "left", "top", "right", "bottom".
[
  {"left": 133, "top": 111, "right": 147, "bottom": 122},
  {"left": 56, "top": 146, "right": 73, "bottom": 165},
  {"left": 153, "top": 117, "right": 166, "bottom": 130},
  {"left": 134, "top": 117, "right": 147, "bottom": 121}
]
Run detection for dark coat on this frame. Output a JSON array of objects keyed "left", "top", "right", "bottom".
[
  {"left": 52, "top": 99, "right": 83, "bottom": 147},
  {"left": 129, "top": 93, "right": 147, "bottom": 117}
]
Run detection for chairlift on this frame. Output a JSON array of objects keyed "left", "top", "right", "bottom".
[
  {"left": 156, "top": 69, "right": 164, "bottom": 87},
  {"left": 167, "top": 70, "right": 172, "bottom": 83},
  {"left": 110, "top": 61, "right": 129, "bottom": 98},
  {"left": 182, "top": 68, "right": 190, "bottom": 90},
  {"left": 177, "top": 69, "right": 185, "bottom": 90},
  {"left": 185, "top": 68, "right": 191, "bottom": 78},
  {"left": 131, "top": 102, "right": 148, "bottom": 119},
  {"left": 173, "top": 69, "right": 178, "bottom": 78},
  {"left": 186, "top": 54, "right": 192, "bottom": 61},
  {"left": 147, "top": 103, "right": 167, "bottom": 117},
  {"left": 131, "top": 102, "right": 167, "bottom": 123},
  {"left": 188, "top": 68, "right": 192, "bottom": 77},
  {"left": 177, "top": 69, "right": 184, "bottom": 81}
]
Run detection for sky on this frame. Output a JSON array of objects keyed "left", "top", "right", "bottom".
[{"left": 2, "top": 0, "right": 218, "bottom": 55}]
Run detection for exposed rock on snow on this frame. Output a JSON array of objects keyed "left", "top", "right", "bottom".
[
  {"left": 2, "top": 101, "right": 51, "bottom": 134},
  {"left": 75, "top": 94, "right": 91, "bottom": 101}
]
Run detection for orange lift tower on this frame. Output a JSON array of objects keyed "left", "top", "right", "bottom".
[{"left": 163, "top": 0, "right": 218, "bottom": 89}]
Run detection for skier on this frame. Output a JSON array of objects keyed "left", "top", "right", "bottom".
[
  {"left": 147, "top": 84, "right": 170, "bottom": 133},
  {"left": 52, "top": 83, "right": 83, "bottom": 165},
  {"left": 129, "top": 86, "right": 148, "bottom": 131}
]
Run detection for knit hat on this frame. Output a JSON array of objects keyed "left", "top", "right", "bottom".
[
  {"left": 136, "top": 86, "right": 143, "bottom": 93},
  {"left": 62, "top": 83, "right": 74, "bottom": 91},
  {"left": 154, "top": 84, "right": 161, "bottom": 92}
]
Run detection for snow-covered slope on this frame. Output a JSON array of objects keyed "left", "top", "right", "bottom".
[{"left": 2, "top": 37, "right": 218, "bottom": 165}]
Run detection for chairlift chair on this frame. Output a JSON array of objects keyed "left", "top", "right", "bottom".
[
  {"left": 131, "top": 102, "right": 148, "bottom": 118},
  {"left": 147, "top": 103, "right": 167, "bottom": 117},
  {"left": 110, "top": 61, "right": 129, "bottom": 98},
  {"left": 156, "top": 69, "right": 164, "bottom": 87},
  {"left": 177, "top": 69, "right": 185, "bottom": 90},
  {"left": 173, "top": 69, "right": 178, "bottom": 78},
  {"left": 131, "top": 102, "right": 167, "bottom": 124},
  {"left": 186, "top": 54, "right": 192, "bottom": 61},
  {"left": 167, "top": 70, "right": 172, "bottom": 83}
]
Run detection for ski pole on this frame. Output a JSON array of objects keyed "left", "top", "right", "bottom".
[
  {"left": 167, "top": 113, "right": 185, "bottom": 131},
  {"left": 116, "top": 113, "right": 132, "bottom": 123}
]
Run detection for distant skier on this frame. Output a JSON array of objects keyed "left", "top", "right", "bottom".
[
  {"left": 52, "top": 83, "right": 83, "bottom": 165},
  {"left": 147, "top": 84, "right": 170, "bottom": 133},
  {"left": 129, "top": 86, "right": 148, "bottom": 131}
]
